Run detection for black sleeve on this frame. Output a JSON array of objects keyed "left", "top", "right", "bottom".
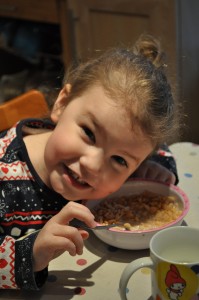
[{"left": 15, "top": 231, "right": 48, "bottom": 290}]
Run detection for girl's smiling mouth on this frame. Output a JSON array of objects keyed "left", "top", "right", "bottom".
[{"left": 63, "top": 166, "right": 90, "bottom": 189}]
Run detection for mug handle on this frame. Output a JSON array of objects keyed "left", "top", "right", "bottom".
[{"left": 119, "top": 257, "right": 153, "bottom": 300}]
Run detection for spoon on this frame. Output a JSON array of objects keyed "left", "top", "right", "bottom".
[{"left": 69, "top": 218, "right": 119, "bottom": 230}]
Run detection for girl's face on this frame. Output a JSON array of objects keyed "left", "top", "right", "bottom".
[{"left": 44, "top": 84, "right": 153, "bottom": 200}]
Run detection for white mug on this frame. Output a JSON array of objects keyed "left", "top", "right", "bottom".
[{"left": 119, "top": 226, "right": 199, "bottom": 300}]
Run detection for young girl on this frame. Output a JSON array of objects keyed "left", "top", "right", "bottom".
[{"left": 0, "top": 34, "right": 179, "bottom": 290}]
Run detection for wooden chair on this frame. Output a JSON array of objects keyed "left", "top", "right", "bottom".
[{"left": 0, "top": 90, "right": 49, "bottom": 132}]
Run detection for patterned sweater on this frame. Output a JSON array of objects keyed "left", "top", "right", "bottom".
[
  {"left": 0, "top": 119, "right": 178, "bottom": 290},
  {"left": 0, "top": 119, "right": 68, "bottom": 290}
]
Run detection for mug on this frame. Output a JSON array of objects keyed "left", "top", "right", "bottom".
[{"left": 119, "top": 226, "right": 199, "bottom": 300}]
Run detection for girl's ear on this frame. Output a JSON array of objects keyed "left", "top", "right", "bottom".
[{"left": 51, "top": 84, "right": 71, "bottom": 123}]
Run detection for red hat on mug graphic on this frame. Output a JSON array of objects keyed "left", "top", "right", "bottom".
[{"left": 165, "top": 264, "right": 186, "bottom": 287}]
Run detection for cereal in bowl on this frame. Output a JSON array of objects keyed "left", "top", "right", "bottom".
[{"left": 92, "top": 191, "right": 183, "bottom": 231}]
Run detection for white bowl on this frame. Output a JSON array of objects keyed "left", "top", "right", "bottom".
[{"left": 85, "top": 179, "right": 190, "bottom": 250}]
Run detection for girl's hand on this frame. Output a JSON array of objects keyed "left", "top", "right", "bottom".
[
  {"left": 132, "top": 160, "right": 176, "bottom": 184},
  {"left": 33, "top": 201, "right": 97, "bottom": 272}
]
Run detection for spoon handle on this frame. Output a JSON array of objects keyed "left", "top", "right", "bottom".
[{"left": 69, "top": 218, "right": 118, "bottom": 230}]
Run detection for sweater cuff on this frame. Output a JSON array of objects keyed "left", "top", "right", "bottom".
[{"left": 15, "top": 231, "right": 48, "bottom": 290}]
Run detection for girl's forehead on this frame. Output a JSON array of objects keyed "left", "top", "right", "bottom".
[
  {"left": 70, "top": 84, "right": 144, "bottom": 139},
  {"left": 79, "top": 84, "right": 130, "bottom": 114},
  {"left": 80, "top": 87, "right": 130, "bottom": 124},
  {"left": 68, "top": 84, "right": 151, "bottom": 142},
  {"left": 80, "top": 95, "right": 152, "bottom": 151}
]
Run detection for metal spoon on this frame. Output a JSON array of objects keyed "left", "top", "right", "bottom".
[{"left": 69, "top": 218, "right": 119, "bottom": 230}]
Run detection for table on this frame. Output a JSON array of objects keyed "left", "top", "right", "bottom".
[{"left": 0, "top": 142, "right": 199, "bottom": 300}]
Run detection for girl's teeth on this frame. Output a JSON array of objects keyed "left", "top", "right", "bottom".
[
  {"left": 69, "top": 169, "right": 86, "bottom": 185},
  {"left": 77, "top": 178, "right": 86, "bottom": 184}
]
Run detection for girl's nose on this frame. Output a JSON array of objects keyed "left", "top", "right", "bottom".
[{"left": 80, "top": 148, "right": 105, "bottom": 175}]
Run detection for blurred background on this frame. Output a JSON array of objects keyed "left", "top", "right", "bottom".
[{"left": 0, "top": 0, "right": 199, "bottom": 143}]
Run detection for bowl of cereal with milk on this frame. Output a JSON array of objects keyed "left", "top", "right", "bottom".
[{"left": 85, "top": 179, "right": 190, "bottom": 250}]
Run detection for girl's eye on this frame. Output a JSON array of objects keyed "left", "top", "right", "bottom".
[
  {"left": 82, "top": 126, "right": 96, "bottom": 143},
  {"left": 112, "top": 155, "right": 128, "bottom": 167}
]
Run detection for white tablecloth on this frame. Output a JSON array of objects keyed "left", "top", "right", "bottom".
[{"left": 1, "top": 142, "right": 199, "bottom": 300}]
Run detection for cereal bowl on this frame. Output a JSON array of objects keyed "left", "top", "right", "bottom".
[{"left": 85, "top": 179, "right": 190, "bottom": 250}]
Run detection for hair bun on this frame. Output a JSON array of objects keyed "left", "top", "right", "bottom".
[{"left": 133, "top": 34, "right": 166, "bottom": 68}]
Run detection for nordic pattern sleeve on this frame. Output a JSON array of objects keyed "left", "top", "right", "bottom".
[
  {"left": 0, "top": 231, "right": 48, "bottom": 290},
  {"left": 149, "top": 143, "right": 179, "bottom": 185}
]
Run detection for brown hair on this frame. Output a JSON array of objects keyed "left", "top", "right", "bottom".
[{"left": 63, "top": 34, "right": 179, "bottom": 147}]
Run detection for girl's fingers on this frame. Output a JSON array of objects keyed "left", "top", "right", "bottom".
[
  {"left": 52, "top": 202, "right": 97, "bottom": 227},
  {"left": 52, "top": 235, "right": 78, "bottom": 256},
  {"left": 79, "top": 230, "right": 89, "bottom": 240},
  {"left": 135, "top": 161, "right": 176, "bottom": 184},
  {"left": 33, "top": 211, "right": 91, "bottom": 271},
  {"left": 52, "top": 225, "right": 88, "bottom": 255}
]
